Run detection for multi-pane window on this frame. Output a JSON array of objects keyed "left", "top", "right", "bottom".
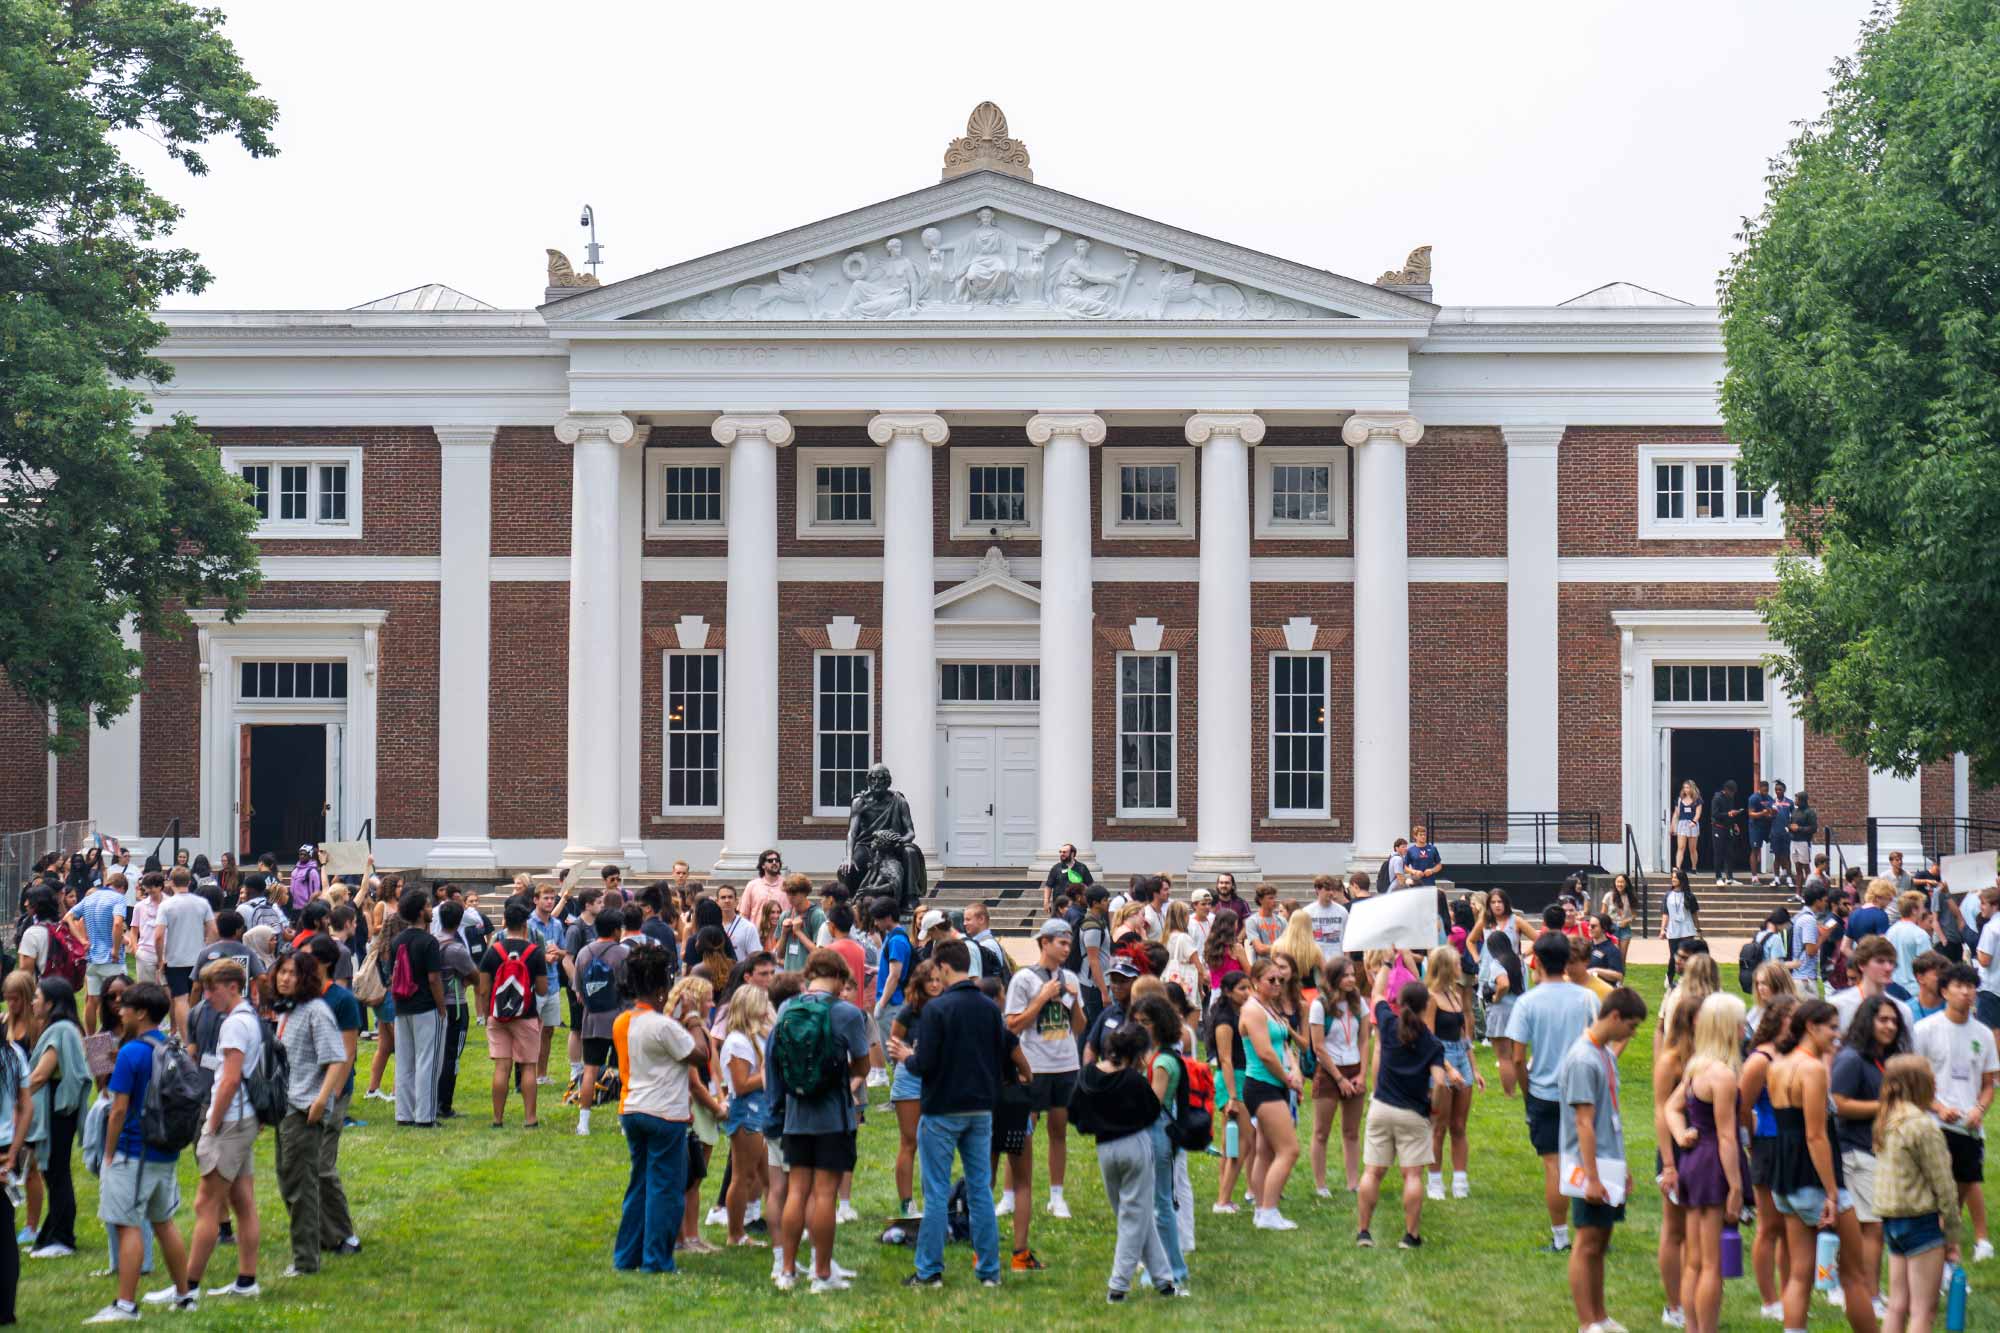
[
  {"left": 1653, "top": 664, "right": 1766, "bottom": 704},
  {"left": 238, "top": 660, "right": 347, "bottom": 700},
  {"left": 1117, "top": 653, "right": 1175, "bottom": 814},
  {"left": 939, "top": 663, "right": 1040, "bottom": 702},
  {"left": 240, "top": 465, "right": 270, "bottom": 518},
  {"left": 1693, "top": 463, "right": 1726, "bottom": 519},
  {"left": 1642, "top": 448, "right": 1781, "bottom": 538},
  {"left": 1118, "top": 464, "right": 1179, "bottom": 523},
  {"left": 1735, "top": 474, "right": 1765, "bottom": 519},
  {"left": 224, "top": 449, "right": 363, "bottom": 536},
  {"left": 278, "top": 465, "right": 309, "bottom": 521},
  {"left": 1270, "top": 654, "right": 1329, "bottom": 816},
  {"left": 1270, "top": 463, "right": 1331, "bottom": 524},
  {"left": 1654, "top": 463, "right": 1686, "bottom": 520},
  {"left": 662, "top": 465, "right": 722, "bottom": 523},
  {"left": 966, "top": 465, "right": 1026, "bottom": 525},
  {"left": 663, "top": 652, "right": 722, "bottom": 813},
  {"left": 814, "top": 465, "right": 873, "bottom": 524},
  {"left": 318, "top": 465, "right": 347, "bottom": 522},
  {"left": 814, "top": 652, "right": 873, "bottom": 812}
]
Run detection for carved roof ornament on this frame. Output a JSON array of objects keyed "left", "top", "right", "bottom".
[
  {"left": 546, "top": 249, "right": 600, "bottom": 289},
  {"left": 942, "top": 101, "right": 1033, "bottom": 183},
  {"left": 1376, "top": 245, "right": 1432, "bottom": 288}
]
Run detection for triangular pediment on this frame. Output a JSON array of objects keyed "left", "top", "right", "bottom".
[
  {"left": 541, "top": 173, "right": 1432, "bottom": 325},
  {"left": 935, "top": 548, "right": 1040, "bottom": 622}
]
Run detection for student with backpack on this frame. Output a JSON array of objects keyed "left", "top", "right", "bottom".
[
  {"left": 480, "top": 901, "right": 550, "bottom": 1129},
  {"left": 387, "top": 890, "right": 448, "bottom": 1129},
  {"left": 88, "top": 982, "right": 198, "bottom": 1323},
  {"left": 1740, "top": 908, "right": 1791, "bottom": 993},
  {"left": 767, "top": 948, "right": 872, "bottom": 1294},
  {"left": 237, "top": 874, "right": 290, "bottom": 940},
  {"left": 174, "top": 960, "right": 264, "bottom": 1303},
  {"left": 570, "top": 911, "right": 631, "bottom": 1137},
  {"left": 1130, "top": 994, "right": 1191, "bottom": 1293}
]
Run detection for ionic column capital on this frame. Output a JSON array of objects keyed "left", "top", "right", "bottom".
[
  {"left": 1184, "top": 413, "right": 1266, "bottom": 447},
  {"left": 866, "top": 413, "right": 950, "bottom": 447},
  {"left": 555, "top": 413, "right": 642, "bottom": 447},
  {"left": 1340, "top": 413, "right": 1425, "bottom": 448},
  {"left": 1025, "top": 413, "right": 1106, "bottom": 447},
  {"left": 709, "top": 414, "right": 795, "bottom": 448}
]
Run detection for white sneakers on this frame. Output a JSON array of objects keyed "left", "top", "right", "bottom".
[
  {"left": 1046, "top": 1192, "right": 1071, "bottom": 1220},
  {"left": 834, "top": 1200, "right": 859, "bottom": 1223},
  {"left": 704, "top": 1206, "right": 729, "bottom": 1227},
  {"left": 84, "top": 1303, "right": 141, "bottom": 1323},
  {"left": 1251, "top": 1208, "right": 1297, "bottom": 1231},
  {"left": 1660, "top": 1309, "right": 1685, "bottom": 1328},
  {"left": 206, "top": 1280, "right": 261, "bottom": 1299},
  {"left": 865, "top": 1068, "right": 889, "bottom": 1088},
  {"left": 994, "top": 1192, "right": 1015, "bottom": 1217},
  {"left": 28, "top": 1242, "right": 74, "bottom": 1258},
  {"left": 1426, "top": 1174, "right": 1445, "bottom": 1201},
  {"left": 1975, "top": 1237, "right": 1995, "bottom": 1262},
  {"left": 1451, "top": 1173, "right": 1470, "bottom": 1199},
  {"left": 809, "top": 1274, "right": 851, "bottom": 1294},
  {"left": 1758, "top": 1301, "right": 1784, "bottom": 1321},
  {"left": 1210, "top": 1202, "right": 1238, "bottom": 1215}
]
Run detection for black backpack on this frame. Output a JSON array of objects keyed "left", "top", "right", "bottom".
[
  {"left": 243, "top": 1016, "right": 290, "bottom": 1129},
  {"left": 1738, "top": 931, "right": 1781, "bottom": 993},
  {"left": 140, "top": 1032, "right": 212, "bottom": 1154}
]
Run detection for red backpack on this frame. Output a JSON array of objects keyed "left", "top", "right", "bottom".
[
  {"left": 389, "top": 935, "right": 419, "bottom": 1002},
  {"left": 42, "top": 922, "right": 88, "bottom": 989},
  {"left": 1164, "top": 1054, "right": 1215, "bottom": 1151},
  {"left": 488, "top": 941, "right": 535, "bottom": 1022}
]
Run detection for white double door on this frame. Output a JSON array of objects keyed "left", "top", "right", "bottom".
[{"left": 944, "top": 725, "right": 1039, "bottom": 866}]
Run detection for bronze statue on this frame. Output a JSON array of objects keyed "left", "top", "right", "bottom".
[{"left": 839, "top": 763, "right": 927, "bottom": 913}]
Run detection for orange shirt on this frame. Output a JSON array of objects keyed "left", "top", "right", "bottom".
[{"left": 611, "top": 1000, "right": 655, "bottom": 1115}]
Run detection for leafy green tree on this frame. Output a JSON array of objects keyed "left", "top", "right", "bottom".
[
  {"left": 2, "top": 0, "right": 275, "bottom": 749},
  {"left": 1721, "top": 0, "right": 2000, "bottom": 783}
]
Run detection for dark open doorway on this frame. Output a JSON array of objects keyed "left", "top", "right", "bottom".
[
  {"left": 1669, "top": 728, "right": 1755, "bottom": 874},
  {"left": 245, "top": 724, "right": 326, "bottom": 860}
]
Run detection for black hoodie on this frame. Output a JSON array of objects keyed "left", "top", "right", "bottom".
[{"left": 1069, "top": 1063, "right": 1159, "bottom": 1144}]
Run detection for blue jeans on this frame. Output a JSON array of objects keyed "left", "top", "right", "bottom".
[
  {"left": 615, "top": 1114, "right": 688, "bottom": 1273},
  {"left": 916, "top": 1111, "right": 1000, "bottom": 1282},
  {"left": 1149, "top": 1116, "right": 1189, "bottom": 1285}
]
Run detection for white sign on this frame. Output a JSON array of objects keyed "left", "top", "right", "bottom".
[
  {"left": 1340, "top": 889, "right": 1439, "bottom": 954},
  {"left": 1941, "top": 849, "right": 1997, "bottom": 893},
  {"left": 321, "top": 840, "right": 371, "bottom": 877}
]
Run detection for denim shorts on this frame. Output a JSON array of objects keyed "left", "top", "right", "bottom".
[
  {"left": 890, "top": 1062, "right": 923, "bottom": 1103},
  {"left": 723, "top": 1088, "right": 769, "bottom": 1138},
  {"left": 1441, "top": 1038, "right": 1474, "bottom": 1086},
  {"left": 1774, "top": 1183, "right": 1852, "bottom": 1221},
  {"left": 1883, "top": 1212, "right": 1946, "bottom": 1257}
]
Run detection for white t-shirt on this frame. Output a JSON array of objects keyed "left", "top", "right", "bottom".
[
  {"left": 158, "top": 892, "right": 215, "bottom": 967},
  {"left": 1307, "top": 899, "right": 1349, "bottom": 961},
  {"left": 1309, "top": 995, "right": 1364, "bottom": 1067},
  {"left": 720, "top": 1030, "right": 762, "bottom": 1099},
  {"left": 1005, "top": 966, "right": 1081, "bottom": 1074},
  {"left": 622, "top": 1008, "right": 696, "bottom": 1121},
  {"left": 1829, "top": 984, "right": 1914, "bottom": 1034},
  {"left": 1914, "top": 1010, "right": 1999, "bottom": 1137},
  {"left": 15, "top": 924, "right": 49, "bottom": 976},
  {"left": 1664, "top": 890, "right": 1696, "bottom": 938},
  {"left": 1187, "top": 915, "right": 1212, "bottom": 955},
  {"left": 1141, "top": 905, "right": 1164, "bottom": 941},
  {"left": 1978, "top": 917, "right": 2000, "bottom": 995},
  {"left": 209, "top": 1001, "right": 264, "bottom": 1123},
  {"left": 722, "top": 915, "right": 760, "bottom": 963}
]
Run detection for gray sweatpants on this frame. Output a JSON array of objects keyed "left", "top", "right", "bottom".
[
  {"left": 1096, "top": 1131, "right": 1172, "bottom": 1294},
  {"left": 393, "top": 1008, "right": 443, "bottom": 1125}
]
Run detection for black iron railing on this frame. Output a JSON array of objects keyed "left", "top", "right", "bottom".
[
  {"left": 1625, "top": 823, "right": 1651, "bottom": 938},
  {"left": 1421, "top": 811, "right": 1603, "bottom": 868},
  {"left": 147, "top": 818, "right": 182, "bottom": 871},
  {"left": 1866, "top": 817, "right": 2000, "bottom": 876}
]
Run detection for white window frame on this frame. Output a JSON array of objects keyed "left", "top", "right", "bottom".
[
  {"left": 1268, "top": 651, "right": 1332, "bottom": 818},
  {"left": 948, "top": 447, "right": 1042, "bottom": 540},
  {"left": 219, "top": 446, "right": 364, "bottom": 539},
  {"left": 812, "top": 649, "right": 875, "bottom": 816},
  {"left": 1253, "top": 445, "right": 1349, "bottom": 539},
  {"left": 661, "top": 649, "right": 724, "bottom": 816},
  {"left": 1115, "top": 650, "right": 1178, "bottom": 817},
  {"left": 645, "top": 447, "right": 729, "bottom": 537},
  {"left": 1637, "top": 443, "right": 1783, "bottom": 540},
  {"left": 1098, "top": 447, "right": 1196, "bottom": 540},
  {"left": 793, "top": 447, "right": 885, "bottom": 540}
]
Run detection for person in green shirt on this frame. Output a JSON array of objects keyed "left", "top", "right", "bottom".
[
  {"left": 1132, "top": 993, "right": 1189, "bottom": 1290},
  {"left": 778, "top": 877, "right": 825, "bottom": 974}
]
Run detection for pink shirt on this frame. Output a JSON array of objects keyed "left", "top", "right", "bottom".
[
  {"left": 131, "top": 896, "right": 162, "bottom": 961},
  {"left": 738, "top": 876, "right": 785, "bottom": 932}
]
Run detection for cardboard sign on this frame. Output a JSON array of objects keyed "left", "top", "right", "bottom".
[
  {"left": 1941, "top": 849, "right": 1998, "bottom": 893},
  {"left": 322, "top": 840, "right": 371, "bottom": 877},
  {"left": 1339, "top": 887, "right": 1439, "bottom": 954}
]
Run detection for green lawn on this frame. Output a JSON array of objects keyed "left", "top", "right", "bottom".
[{"left": 15, "top": 966, "right": 1997, "bottom": 1329}]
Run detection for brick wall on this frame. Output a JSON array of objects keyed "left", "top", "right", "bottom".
[
  {"left": 1972, "top": 781, "right": 2000, "bottom": 826},
  {"left": 1409, "top": 583, "right": 1507, "bottom": 818},
  {"left": 1409, "top": 427, "right": 1506, "bottom": 558},
  {"left": 1801, "top": 730, "right": 1871, "bottom": 842},
  {"left": 1092, "top": 583, "right": 1200, "bottom": 845},
  {"left": 140, "top": 628, "right": 200, "bottom": 836},
  {"left": 0, "top": 680, "right": 46, "bottom": 830},
  {"left": 1558, "top": 426, "right": 1788, "bottom": 558},
  {"left": 56, "top": 720, "right": 88, "bottom": 823},
  {"left": 778, "top": 583, "right": 883, "bottom": 832},
  {"left": 1248, "top": 585, "right": 1354, "bottom": 842},
  {"left": 209, "top": 427, "right": 439, "bottom": 556},
  {"left": 1922, "top": 761, "right": 1956, "bottom": 825},
  {"left": 493, "top": 427, "right": 570, "bottom": 558},
  {"left": 640, "top": 581, "right": 728, "bottom": 840},
  {"left": 490, "top": 583, "right": 567, "bottom": 838}
]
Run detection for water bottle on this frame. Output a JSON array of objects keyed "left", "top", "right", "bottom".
[
  {"left": 1813, "top": 1230, "right": 1839, "bottom": 1292},
  {"left": 1224, "top": 1117, "right": 1239, "bottom": 1159},
  {"left": 1720, "top": 1226, "right": 1743, "bottom": 1280},
  {"left": 1946, "top": 1261, "right": 1969, "bottom": 1332}
]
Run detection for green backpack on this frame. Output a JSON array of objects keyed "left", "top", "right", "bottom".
[{"left": 771, "top": 994, "right": 845, "bottom": 1101}]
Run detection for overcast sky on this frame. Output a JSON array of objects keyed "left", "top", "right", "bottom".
[{"left": 136, "top": 0, "right": 1879, "bottom": 312}]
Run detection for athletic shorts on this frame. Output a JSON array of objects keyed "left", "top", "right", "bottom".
[
  {"left": 567, "top": 993, "right": 583, "bottom": 1031},
  {"left": 1946, "top": 1130, "right": 1985, "bottom": 1184},
  {"left": 1748, "top": 826, "right": 1770, "bottom": 849},
  {"left": 1571, "top": 1197, "right": 1626, "bottom": 1231},
  {"left": 1524, "top": 1093, "right": 1561, "bottom": 1158},
  {"left": 1242, "top": 1076, "right": 1290, "bottom": 1115},
  {"left": 536, "top": 988, "right": 563, "bottom": 1028},
  {"left": 783, "top": 1130, "right": 858, "bottom": 1174},
  {"left": 1750, "top": 1136, "right": 1778, "bottom": 1189},
  {"left": 85, "top": 961, "right": 126, "bottom": 996},
  {"left": 1362, "top": 1100, "right": 1434, "bottom": 1169},
  {"left": 98, "top": 1156, "right": 180, "bottom": 1230},
  {"left": 164, "top": 965, "right": 194, "bottom": 998},
  {"left": 486, "top": 1016, "right": 542, "bottom": 1065},
  {"left": 1883, "top": 1213, "right": 1946, "bottom": 1257},
  {"left": 195, "top": 1115, "right": 258, "bottom": 1181},
  {"left": 1028, "top": 1069, "right": 1077, "bottom": 1113},
  {"left": 581, "top": 1036, "right": 613, "bottom": 1067}
]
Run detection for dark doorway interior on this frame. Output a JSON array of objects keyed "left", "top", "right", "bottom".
[
  {"left": 1670, "top": 728, "right": 1755, "bottom": 874},
  {"left": 247, "top": 724, "right": 326, "bottom": 860}
]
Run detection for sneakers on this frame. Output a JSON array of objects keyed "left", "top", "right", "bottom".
[
  {"left": 1660, "top": 1309, "right": 1686, "bottom": 1329},
  {"left": 1975, "top": 1237, "right": 1995, "bottom": 1262},
  {"left": 206, "top": 1279, "right": 261, "bottom": 1298},
  {"left": 865, "top": 1068, "right": 889, "bottom": 1088},
  {"left": 1106, "top": 1290, "right": 1128, "bottom": 1304},
  {"left": 1210, "top": 1202, "right": 1238, "bottom": 1215},
  {"left": 281, "top": 1264, "right": 314, "bottom": 1279},
  {"left": 1046, "top": 1194, "right": 1071, "bottom": 1220},
  {"left": 365, "top": 1089, "right": 393, "bottom": 1102},
  {"left": 1399, "top": 1233, "right": 1423, "bottom": 1250},
  {"left": 14, "top": 1225, "right": 33, "bottom": 1246},
  {"left": 704, "top": 1206, "right": 728, "bottom": 1227},
  {"left": 1010, "top": 1248, "right": 1045, "bottom": 1272},
  {"left": 1537, "top": 1241, "right": 1572, "bottom": 1255},
  {"left": 1599, "top": 1321, "right": 1630, "bottom": 1333},
  {"left": 1426, "top": 1174, "right": 1445, "bottom": 1201},
  {"left": 834, "top": 1200, "right": 859, "bottom": 1223},
  {"left": 1355, "top": 1229, "right": 1374, "bottom": 1248},
  {"left": 772, "top": 1269, "right": 797, "bottom": 1291},
  {"left": 85, "top": 1303, "right": 142, "bottom": 1323},
  {"left": 808, "top": 1274, "right": 850, "bottom": 1294},
  {"left": 1451, "top": 1174, "right": 1470, "bottom": 1199},
  {"left": 1757, "top": 1301, "right": 1784, "bottom": 1321},
  {"left": 28, "top": 1242, "right": 75, "bottom": 1258},
  {"left": 332, "top": 1236, "right": 361, "bottom": 1256},
  {"left": 141, "top": 1284, "right": 184, "bottom": 1305},
  {"left": 980, "top": 1277, "right": 1001, "bottom": 1288},
  {"left": 1252, "top": 1208, "right": 1297, "bottom": 1231},
  {"left": 994, "top": 1193, "right": 1015, "bottom": 1217},
  {"left": 903, "top": 1272, "right": 943, "bottom": 1288}
]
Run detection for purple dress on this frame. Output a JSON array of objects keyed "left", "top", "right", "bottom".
[{"left": 1676, "top": 1092, "right": 1730, "bottom": 1208}]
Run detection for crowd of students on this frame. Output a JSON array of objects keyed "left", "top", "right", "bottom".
[{"left": 4, "top": 838, "right": 1997, "bottom": 1330}]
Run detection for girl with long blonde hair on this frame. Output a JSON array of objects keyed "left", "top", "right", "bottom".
[
  {"left": 664, "top": 974, "right": 721, "bottom": 1255},
  {"left": 720, "top": 983, "right": 775, "bottom": 1246},
  {"left": 1873, "top": 1054, "right": 1956, "bottom": 1333},
  {"left": 1652, "top": 950, "right": 1719, "bottom": 1328},
  {"left": 1423, "top": 945, "right": 1482, "bottom": 1201},
  {"left": 1274, "top": 909, "right": 1322, "bottom": 990},
  {"left": 1665, "top": 993, "right": 1746, "bottom": 1333},
  {"left": 1670, "top": 778, "right": 1702, "bottom": 873}
]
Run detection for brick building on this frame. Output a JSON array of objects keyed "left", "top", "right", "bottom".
[{"left": 14, "top": 106, "right": 1989, "bottom": 882}]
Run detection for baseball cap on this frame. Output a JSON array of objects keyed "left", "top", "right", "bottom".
[
  {"left": 1191, "top": 888, "right": 1212, "bottom": 904},
  {"left": 1106, "top": 956, "right": 1141, "bottom": 979},
  {"left": 918, "top": 908, "right": 950, "bottom": 935},
  {"left": 1035, "top": 918, "right": 1070, "bottom": 940}
]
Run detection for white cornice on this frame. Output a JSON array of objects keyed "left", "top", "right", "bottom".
[
  {"left": 1610, "top": 609, "right": 1766, "bottom": 630},
  {"left": 185, "top": 607, "right": 390, "bottom": 626},
  {"left": 255, "top": 556, "right": 442, "bottom": 582},
  {"left": 1560, "top": 557, "right": 1781, "bottom": 583}
]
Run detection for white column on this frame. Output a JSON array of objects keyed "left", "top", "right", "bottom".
[
  {"left": 1343, "top": 413, "right": 1424, "bottom": 869},
  {"left": 88, "top": 618, "right": 143, "bottom": 841},
  {"left": 869, "top": 413, "right": 949, "bottom": 859},
  {"left": 557, "top": 413, "right": 638, "bottom": 879},
  {"left": 1187, "top": 413, "right": 1264, "bottom": 883},
  {"left": 1500, "top": 424, "right": 1564, "bottom": 861},
  {"left": 1027, "top": 413, "right": 1104, "bottom": 874},
  {"left": 1954, "top": 753, "right": 1970, "bottom": 854},
  {"left": 1869, "top": 766, "right": 1924, "bottom": 862},
  {"left": 617, "top": 435, "right": 649, "bottom": 871},
  {"left": 712, "top": 414, "right": 794, "bottom": 880},
  {"left": 427, "top": 426, "right": 498, "bottom": 872}
]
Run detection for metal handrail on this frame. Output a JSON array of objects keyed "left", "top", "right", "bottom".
[
  {"left": 1625, "top": 823, "right": 1651, "bottom": 938},
  {"left": 1865, "top": 817, "right": 2000, "bottom": 876},
  {"left": 147, "top": 818, "right": 181, "bottom": 871},
  {"left": 1420, "top": 810, "right": 1603, "bottom": 866}
]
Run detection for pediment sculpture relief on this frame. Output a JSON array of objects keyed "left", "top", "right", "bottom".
[{"left": 661, "top": 207, "right": 1330, "bottom": 322}]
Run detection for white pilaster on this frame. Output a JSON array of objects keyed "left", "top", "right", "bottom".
[
  {"left": 1869, "top": 765, "right": 1924, "bottom": 861},
  {"left": 88, "top": 618, "right": 143, "bottom": 841},
  {"left": 1027, "top": 413, "right": 1104, "bottom": 874},
  {"left": 712, "top": 414, "right": 794, "bottom": 880},
  {"left": 1343, "top": 413, "right": 1424, "bottom": 869},
  {"left": 869, "top": 413, "right": 949, "bottom": 859},
  {"left": 557, "top": 413, "right": 639, "bottom": 880},
  {"left": 1187, "top": 413, "right": 1264, "bottom": 883},
  {"left": 1954, "top": 753, "right": 1970, "bottom": 854},
  {"left": 426, "top": 426, "right": 498, "bottom": 872},
  {"left": 617, "top": 436, "right": 648, "bottom": 871},
  {"left": 1500, "top": 424, "right": 1564, "bottom": 861}
]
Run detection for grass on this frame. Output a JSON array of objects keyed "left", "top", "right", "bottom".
[{"left": 14, "top": 964, "right": 1997, "bottom": 1329}]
